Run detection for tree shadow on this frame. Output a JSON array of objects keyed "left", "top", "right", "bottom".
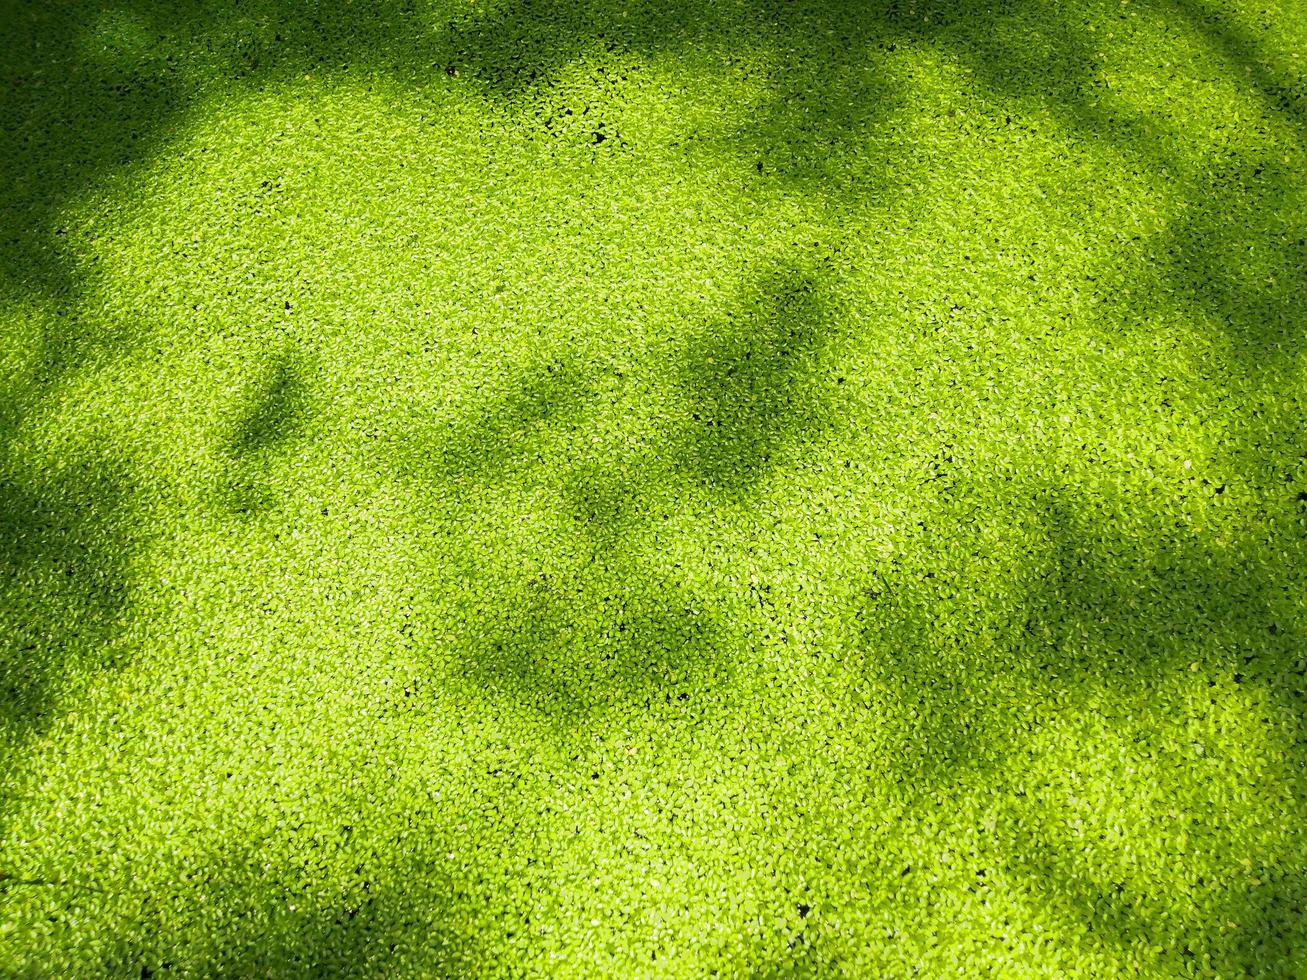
[
  {"left": 453, "top": 554, "right": 725, "bottom": 729},
  {"left": 675, "top": 259, "right": 837, "bottom": 494},
  {"left": 2, "top": 0, "right": 1304, "bottom": 969},
  {"left": 2, "top": 0, "right": 1300, "bottom": 300},
  {"left": 1155, "top": 150, "right": 1306, "bottom": 386},
  {"left": 1, "top": 0, "right": 452, "bottom": 305},
  {"left": 17, "top": 836, "right": 488, "bottom": 977},
  {"left": 401, "top": 357, "right": 595, "bottom": 487},
  {"left": 443, "top": 0, "right": 735, "bottom": 99},
  {"left": 1006, "top": 834, "right": 1306, "bottom": 976},
  {"left": 446, "top": 0, "right": 910, "bottom": 198},
  {"left": 228, "top": 354, "right": 311, "bottom": 459},
  {"left": 383, "top": 356, "right": 732, "bottom": 730},
  {"left": 2, "top": 0, "right": 1204, "bottom": 314},
  {"left": 1160, "top": 0, "right": 1306, "bottom": 139},
  {"left": 220, "top": 348, "right": 314, "bottom": 516},
  {"left": 172, "top": 873, "right": 480, "bottom": 978},
  {"left": 847, "top": 489, "right": 1305, "bottom": 972},
  {"left": 559, "top": 458, "right": 647, "bottom": 549},
  {"left": 746, "top": 906, "right": 836, "bottom": 979},
  {"left": 1217, "top": 870, "right": 1307, "bottom": 977},
  {"left": 0, "top": 465, "right": 133, "bottom": 774}
]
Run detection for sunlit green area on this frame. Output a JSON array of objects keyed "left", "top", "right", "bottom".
[{"left": 2, "top": 0, "right": 1304, "bottom": 975}]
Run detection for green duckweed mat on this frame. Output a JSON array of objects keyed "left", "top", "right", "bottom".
[{"left": 1, "top": 0, "right": 1305, "bottom": 975}]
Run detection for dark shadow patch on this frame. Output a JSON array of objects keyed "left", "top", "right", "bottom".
[
  {"left": 560, "top": 458, "right": 651, "bottom": 548},
  {"left": 849, "top": 547, "right": 1012, "bottom": 794},
  {"left": 726, "top": 48, "right": 904, "bottom": 201},
  {"left": 1161, "top": 0, "right": 1306, "bottom": 138},
  {"left": 744, "top": 890, "right": 839, "bottom": 979},
  {"left": 444, "top": 0, "right": 737, "bottom": 100},
  {"left": 676, "top": 261, "right": 835, "bottom": 493},
  {"left": 1002, "top": 808, "right": 1306, "bottom": 976},
  {"left": 220, "top": 348, "right": 313, "bottom": 515},
  {"left": 390, "top": 357, "right": 593, "bottom": 491},
  {"left": 855, "top": 488, "right": 1306, "bottom": 779},
  {"left": 1216, "top": 870, "right": 1307, "bottom": 976},
  {"left": 385, "top": 356, "right": 723, "bottom": 728},
  {"left": 457, "top": 564, "right": 723, "bottom": 728},
  {"left": 444, "top": 0, "right": 1208, "bottom": 196},
  {"left": 1157, "top": 152, "right": 1306, "bottom": 380},
  {"left": 61, "top": 835, "right": 491, "bottom": 978},
  {"left": 1003, "top": 835, "right": 1205, "bottom": 974},
  {"left": 448, "top": 0, "right": 908, "bottom": 195},
  {"left": 227, "top": 354, "right": 311, "bottom": 459},
  {"left": 0, "top": 0, "right": 454, "bottom": 303},
  {"left": 0, "top": 466, "right": 133, "bottom": 769},
  {"left": 1, "top": 0, "right": 1158, "bottom": 317},
  {"left": 180, "top": 875, "right": 481, "bottom": 978},
  {"left": 1021, "top": 496, "right": 1306, "bottom": 733},
  {"left": 847, "top": 489, "right": 1306, "bottom": 970},
  {"left": 748, "top": 937, "right": 832, "bottom": 980}
]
